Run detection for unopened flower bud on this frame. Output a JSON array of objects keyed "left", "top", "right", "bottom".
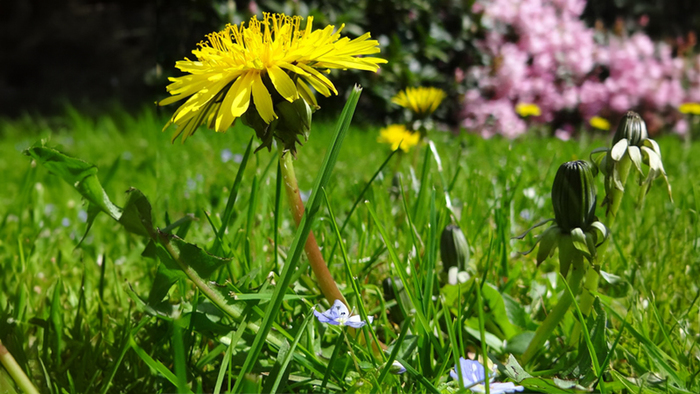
[
  {"left": 440, "top": 224, "right": 470, "bottom": 271},
  {"left": 613, "top": 111, "right": 648, "bottom": 147},
  {"left": 551, "top": 161, "right": 597, "bottom": 232}
]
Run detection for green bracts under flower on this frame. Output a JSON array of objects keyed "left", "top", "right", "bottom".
[{"left": 244, "top": 97, "right": 314, "bottom": 156}]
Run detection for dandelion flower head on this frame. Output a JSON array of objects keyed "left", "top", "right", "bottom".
[
  {"left": 392, "top": 87, "right": 446, "bottom": 116},
  {"left": 159, "top": 13, "right": 387, "bottom": 142},
  {"left": 377, "top": 124, "right": 421, "bottom": 152},
  {"left": 589, "top": 116, "right": 611, "bottom": 131},
  {"left": 679, "top": 102, "right": 700, "bottom": 115},
  {"left": 515, "top": 103, "right": 542, "bottom": 117}
]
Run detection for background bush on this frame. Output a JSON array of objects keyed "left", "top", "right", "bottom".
[{"left": 2, "top": 0, "right": 699, "bottom": 133}]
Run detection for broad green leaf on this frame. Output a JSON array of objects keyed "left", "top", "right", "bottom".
[
  {"left": 147, "top": 263, "right": 187, "bottom": 305},
  {"left": 480, "top": 282, "right": 519, "bottom": 339},
  {"left": 118, "top": 188, "right": 155, "bottom": 237},
  {"left": 25, "top": 146, "right": 122, "bottom": 220}
]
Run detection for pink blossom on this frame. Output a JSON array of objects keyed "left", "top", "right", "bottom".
[{"left": 461, "top": 0, "right": 698, "bottom": 137}]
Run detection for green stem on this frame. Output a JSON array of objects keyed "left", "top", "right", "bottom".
[
  {"left": 608, "top": 156, "right": 632, "bottom": 218},
  {"left": 569, "top": 156, "right": 630, "bottom": 345},
  {"left": 568, "top": 261, "right": 599, "bottom": 346},
  {"left": 0, "top": 340, "right": 40, "bottom": 394},
  {"left": 279, "top": 148, "right": 346, "bottom": 306},
  {"left": 160, "top": 238, "right": 285, "bottom": 349},
  {"left": 522, "top": 254, "right": 586, "bottom": 365}
]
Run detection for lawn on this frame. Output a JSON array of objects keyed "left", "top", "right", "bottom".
[{"left": 1, "top": 103, "right": 699, "bottom": 393}]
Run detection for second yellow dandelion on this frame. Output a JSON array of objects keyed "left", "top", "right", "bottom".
[
  {"left": 392, "top": 87, "right": 446, "bottom": 117},
  {"left": 378, "top": 125, "right": 420, "bottom": 152}
]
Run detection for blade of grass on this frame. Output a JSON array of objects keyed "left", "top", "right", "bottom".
[
  {"left": 475, "top": 278, "right": 490, "bottom": 394},
  {"left": 558, "top": 272, "right": 605, "bottom": 394},
  {"left": 268, "top": 309, "right": 314, "bottom": 393},
  {"left": 441, "top": 297, "right": 463, "bottom": 389},
  {"left": 213, "top": 136, "right": 254, "bottom": 254},
  {"left": 232, "top": 86, "right": 363, "bottom": 393},
  {"left": 322, "top": 188, "right": 383, "bottom": 361},
  {"left": 326, "top": 147, "right": 400, "bottom": 263},
  {"left": 394, "top": 356, "right": 441, "bottom": 394},
  {"left": 371, "top": 317, "right": 412, "bottom": 394},
  {"left": 214, "top": 322, "right": 247, "bottom": 394},
  {"left": 172, "top": 321, "right": 188, "bottom": 393}
]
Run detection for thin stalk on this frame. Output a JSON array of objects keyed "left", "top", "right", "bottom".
[
  {"left": 160, "top": 238, "right": 285, "bottom": 349},
  {"left": 608, "top": 156, "right": 632, "bottom": 218},
  {"left": 279, "top": 148, "right": 346, "bottom": 306},
  {"left": 570, "top": 156, "right": 631, "bottom": 345},
  {"left": 0, "top": 340, "right": 40, "bottom": 394},
  {"left": 568, "top": 259, "right": 600, "bottom": 347},
  {"left": 522, "top": 253, "right": 586, "bottom": 365}
]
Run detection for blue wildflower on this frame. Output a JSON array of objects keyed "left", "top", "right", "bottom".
[
  {"left": 313, "top": 300, "right": 373, "bottom": 328},
  {"left": 450, "top": 358, "right": 523, "bottom": 394}
]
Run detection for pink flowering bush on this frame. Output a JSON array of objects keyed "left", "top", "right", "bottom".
[{"left": 461, "top": 0, "right": 700, "bottom": 138}]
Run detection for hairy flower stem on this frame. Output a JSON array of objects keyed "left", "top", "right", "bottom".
[
  {"left": 568, "top": 158, "right": 631, "bottom": 345},
  {"left": 609, "top": 157, "right": 632, "bottom": 218},
  {"left": 0, "top": 340, "right": 40, "bottom": 394},
  {"left": 160, "top": 238, "right": 285, "bottom": 349},
  {"left": 522, "top": 254, "right": 586, "bottom": 366},
  {"left": 279, "top": 149, "right": 347, "bottom": 306}
]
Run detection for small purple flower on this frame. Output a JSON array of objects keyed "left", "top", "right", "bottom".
[
  {"left": 390, "top": 360, "right": 406, "bottom": 375},
  {"left": 220, "top": 149, "right": 233, "bottom": 163},
  {"left": 450, "top": 358, "right": 523, "bottom": 394},
  {"left": 313, "top": 299, "right": 373, "bottom": 328}
]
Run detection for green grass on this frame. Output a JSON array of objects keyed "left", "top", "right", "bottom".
[{"left": 1, "top": 105, "right": 699, "bottom": 393}]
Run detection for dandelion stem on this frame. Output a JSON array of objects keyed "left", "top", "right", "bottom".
[
  {"left": 160, "top": 237, "right": 286, "bottom": 349},
  {"left": 279, "top": 148, "right": 346, "bottom": 306},
  {"left": 522, "top": 254, "right": 586, "bottom": 365},
  {"left": 608, "top": 156, "right": 632, "bottom": 217},
  {"left": 0, "top": 340, "right": 40, "bottom": 394},
  {"left": 568, "top": 260, "right": 600, "bottom": 346}
]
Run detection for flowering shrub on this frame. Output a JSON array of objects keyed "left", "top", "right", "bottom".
[{"left": 461, "top": 0, "right": 700, "bottom": 138}]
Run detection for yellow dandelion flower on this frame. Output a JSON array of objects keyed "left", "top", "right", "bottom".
[
  {"left": 679, "top": 102, "right": 700, "bottom": 115},
  {"left": 391, "top": 87, "right": 446, "bottom": 116},
  {"left": 377, "top": 124, "right": 421, "bottom": 152},
  {"left": 590, "top": 116, "right": 611, "bottom": 131},
  {"left": 159, "top": 13, "right": 387, "bottom": 143},
  {"left": 515, "top": 103, "right": 542, "bottom": 117}
]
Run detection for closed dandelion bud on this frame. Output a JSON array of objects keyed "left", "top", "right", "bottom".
[
  {"left": 552, "top": 161, "right": 597, "bottom": 232},
  {"left": 613, "top": 111, "right": 648, "bottom": 147},
  {"left": 383, "top": 277, "right": 412, "bottom": 324},
  {"left": 440, "top": 224, "right": 470, "bottom": 271}
]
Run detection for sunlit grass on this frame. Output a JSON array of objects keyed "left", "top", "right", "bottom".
[{"left": 1, "top": 106, "right": 699, "bottom": 393}]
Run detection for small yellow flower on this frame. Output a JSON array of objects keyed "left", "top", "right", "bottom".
[
  {"left": 589, "top": 116, "right": 611, "bottom": 131},
  {"left": 377, "top": 125, "right": 420, "bottom": 152},
  {"left": 391, "top": 87, "right": 446, "bottom": 116},
  {"left": 679, "top": 102, "right": 700, "bottom": 115},
  {"left": 159, "top": 13, "right": 387, "bottom": 143},
  {"left": 515, "top": 103, "right": 541, "bottom": 117}
]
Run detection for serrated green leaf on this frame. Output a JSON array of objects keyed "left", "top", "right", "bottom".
[
  {"left": 118, "top": 188, "right": 155, "bottom": 237},
  {"left": 25, "top": 146, "right": 122, "bottom": 220},
  {"left": 147, "top": 263, "right": 187, "bottom": 305}
]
